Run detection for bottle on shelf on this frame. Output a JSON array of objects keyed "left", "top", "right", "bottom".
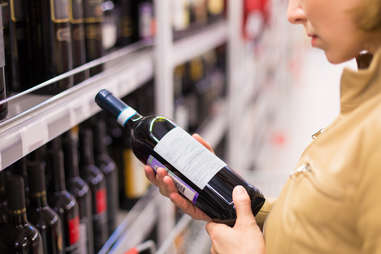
[
  {"left": 46, "top": 140, "right": 80, "bottom": 254},
  {"left": 62, "top": 130, "right": 94, "bottom": 254},
  {"left": 0, "top": 175, "right": 44, "bottom": 253},
  {"left": 189, "top": 0, "right": 208, "bottom": 29},
  {"left": 83, "top": 0, "right": 104, "bottom": 76},
  {"left": 0, "top": 3, "right": 7, "bottom": 121},
  {"left": 102, "top": 0, "right": 118, "bottom": 52},
  {"left": 27, "top": 160, "right": 64, "bottom": 254},
  {"left": 8, "top": 158, "right": 30, "bottom": 208},
  {"left": 70, "top": 0, "right": 90, "bottom": 84},
  {"left": 172, "top": 0, "right": 190, "bottom": 40},
  {"left": 137, "top": 0, "right": 155, "bottom": 41},
  {"left": 95, "top": 90, "right": 266, "bottom": 226},
  {"left": 26, "top": 0, "right": 74, "bottom": 94},
  {"left": 207, "top": 0, "right": 225, "bottom": 23},
  {"left": 79, "top": 128, "right": 108, "bottom": 252},
  {"left": 92, "top": 118, "right": 119, "bottom": 234},
  {"left": 8, "top": 0, "right": 28, "bottom": 93},
  {"left": 116, "top": 0, "right": 135, "bottom": 47}
]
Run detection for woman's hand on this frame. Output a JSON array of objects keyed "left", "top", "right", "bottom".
[
  {"left": 144, "top": 133, "right": 212, "bottom": 221},
  {"left": 206, "top": 186, "right": 265, "bottom": 254}
]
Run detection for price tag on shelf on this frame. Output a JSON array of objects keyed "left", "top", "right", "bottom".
[{"left": 20, "top": 120, "right": 48, "bottom": 154}]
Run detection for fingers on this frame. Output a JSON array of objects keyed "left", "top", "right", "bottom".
[
  {"left": 192, "top": 133, "right": 214, "bottom": 153},
  {"left": 170, "top": 192, "right": 210, "bottom": 221},
  {"left": 232, "top": 186, "right": 257, "bottom": 229},
  {"left": 205, "top": 221, "right": 229, "bottom": 240},
  {"left": 144, "top": 165, "right": 156, "bottom": 185}
]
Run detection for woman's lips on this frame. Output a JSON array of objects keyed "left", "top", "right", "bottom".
[{"left": 308, "top": 34, "right": 319, "bottom": 46}]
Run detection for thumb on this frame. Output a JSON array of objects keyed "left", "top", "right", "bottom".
[{"left": 233, "top": 185, "right": 256, "bottom": 228}]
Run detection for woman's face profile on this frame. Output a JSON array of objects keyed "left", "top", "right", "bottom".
[{"left": 287, "top": 0, "right": 370, "bottom": 64}]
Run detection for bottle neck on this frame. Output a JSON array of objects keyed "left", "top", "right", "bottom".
[
  {"left": 8, "top": 209, "right": 28, "bottom": 226},
  {"left": 29, "top": 191, "right": 48, "bottom": 209},
  {"left": 124, "top": 112, "right": 143, "bottom": 129},
  {"left": 64, "top": 140, "right": 80, "bottom": 178},
  {"left": 50, "top": 151, "right": 67, "bottom": 192}
]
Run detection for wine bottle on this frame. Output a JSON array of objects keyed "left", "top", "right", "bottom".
[
  {"left": 0, "top": 3, "right": 7, "bottom": 120},
  {"left": 137, "top": 0, "right": 154, "bottom": 41},
  {"left": 207, "top": 0, "right": 225, "bottom": 23},
  {"left": 28, "top": 0, "right": 74, "bottom": 94},
  {"left": 92, "top": 119, "right": 119, "bottom": 234},
  {"left": 9, "top": 158, "right": 30, "bottom": 208},
  {"left": 27, "top": 160, "right": 64, "bottom": 254},
  {"left": 116, "top": 0, "right": 135, "bottom": 47},
  {"left": 47, "top": 144, "right": 80, "bottom": 254},
  {"left": 62, "top": 131, "right": 94, "bottom": 254},
  {"left": 79, "top": 128, "right": 108, "bottom": 251},
  {"left": 0, "top": 175, "right": 44, "bottom": 253},
  {"left": 83, "top": 0, "right": 104, "bottom": 76},
  {"left": 172, "top": 0, "right": 190, "bottom": 40},
  {"left": 95, "top": 90, "right": 265, "bottom": 226},
  {"left": 70, "top": 0, "right": 90, "bottom": 84},
  {"left": 102, "top": 0, "right": 118, "bottom": 51},
  {"left": 8, "top": 0, "right": 28, "bottom": 92}
]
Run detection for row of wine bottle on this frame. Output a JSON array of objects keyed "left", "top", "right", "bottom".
[
  {"left": 0, "top": 118, "right": 120, "bottom": 253},
  {"left": 174, "top": 45, "right": 227, "bottom": 133}
]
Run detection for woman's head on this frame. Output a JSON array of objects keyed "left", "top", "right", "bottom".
[{"left": 287, "top": 0, "right": 381, "bottom": 64}]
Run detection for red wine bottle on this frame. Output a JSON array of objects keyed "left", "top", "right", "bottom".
[
  {"left": 95, "top": 90, "right": 265, "bottom": 226},
  {"left": 0, "top": 175, "right": 44, "bottom": 254},
  {"left": 27, "top": 160, "right": 64, "bottom": 254},
  {"left": 79, "top": 128, "right": 108, "bottom": 251},
  {"left": 0, "top": 4, "right": 7, "bottom": 120},
  {"left": 70, "top": 0, "right": 90, "bottom": 84},
  {"left": 62, "top": 131, "right": 94, "bottom": 254},
  {"left": 47, "top": 143, "right": 80, "bottom": 254},
  {"left": 92, "top": 119, "right": 119, "bottom": 235},
  {"left": 116, "top": 0, "right": 135, "bottom": 47}
]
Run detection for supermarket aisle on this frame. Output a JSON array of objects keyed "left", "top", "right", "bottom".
[{"left": 248, "top": 48, "right": 357, "bottom": 198}]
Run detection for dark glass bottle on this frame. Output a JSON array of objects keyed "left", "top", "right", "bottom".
[
  {"left": 8, "top": 0, "right": 28, "bottom": 92},
  {"left": 47, "top": 144, "right": 80, "bottom": 254},
  {"left": 96, "top": 90, "right": 266, "bottom": 226},
  {"left": 70, "top": 0, "right": 90, "bottom": 84},
  {"left": 27, "top": 0, "right": 73, "bottom": 94},
  {"left": 0, "top": 175, "right": 44, "bottom": 253},
  {"left": 0, "top": 3, "right": 7, "bottom": 120},
  {"left": 116, "top": 0, "right": 135, "bottom": 47},
  {"left": 137, "top": 0, "right": 154, "bottom": 42},
  {"left": 62, "top": 131, "right": 94, "bottom": 254},
  {"left": 9, "top": 158, "right": 30, "bottom": 208},
  {"left": 79, "top": 128, "right": 108, "bottom": 251},
  {"left": 27, "top": 160, "right": 64, "bottom": 254},
  {"left": 83, "top": 0, "right": 104, "bottom": 76},
  {"left": 92, "top": 119, "right": 118, "bottom": 234}
]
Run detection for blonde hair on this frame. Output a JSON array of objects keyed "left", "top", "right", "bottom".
[{"left": 355, "top": 0, "right": 381, "bottom": 32}]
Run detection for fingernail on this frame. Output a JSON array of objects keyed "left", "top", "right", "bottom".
[{"left": 234, "top": 185, "right": 247, "bottom": 198}]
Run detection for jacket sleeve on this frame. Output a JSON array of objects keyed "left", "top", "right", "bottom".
[
  {"left": 356, "top": 146, "right": 381, "bottom": 253},
  {"left": 255, "top": 198, "right": 275, "bottom": 230}
]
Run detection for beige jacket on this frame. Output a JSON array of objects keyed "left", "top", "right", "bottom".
[{"left": 257, "top": 49, "right": 381, "bottom": 253}]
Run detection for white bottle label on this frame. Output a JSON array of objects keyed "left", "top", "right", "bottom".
[
  {"left": 79, "top": 222, "right": 88, "bottom": 254},
  {"left": 153, "top": 127, "right": 226, "bottom": 189},
  {"left": 117, "top": 107, "right": 137, "bottom": 126}
]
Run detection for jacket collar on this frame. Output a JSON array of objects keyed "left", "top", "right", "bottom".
[{"left": 340, "top": 48, "right": 381, "bottom": 114}]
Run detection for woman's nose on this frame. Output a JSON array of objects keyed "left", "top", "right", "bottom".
[{"left": 287, "top": 0, "right": 306, "bottom": 24}]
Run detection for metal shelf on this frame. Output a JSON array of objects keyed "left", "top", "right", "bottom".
[
  {"left": 0, "top": 49, "right": 153, "bottom": 170},
  {"left": 172, "top": 20, "right": 228, "bottom": 66}
]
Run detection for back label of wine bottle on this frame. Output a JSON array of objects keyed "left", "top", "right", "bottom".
[
  {"left": 51, "top": 0, "right": 70, "bottom": 22},
  {"left": 70, "top": 0, "right": 84, "bottom": 22},
  {"left": 147, "top": 155, "right": 199, "bottom": 204},
  {"left": 69, "top": 216, "right": 80, "bottom": 245},
  {"left": 153, "top": 127, "right": 227, "bottom": 189}
]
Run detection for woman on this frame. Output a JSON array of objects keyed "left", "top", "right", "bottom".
[{"left": 145, "top": 0, "right": 381, "bottom": 253}]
